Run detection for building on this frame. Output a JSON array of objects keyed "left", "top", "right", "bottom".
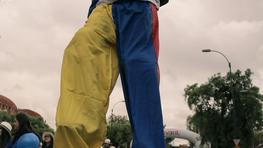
[
  {"left": 0, "top": 95, "right": 43, "bottom": 119},
  {"left": 0, "top": 95, "right": 17, "bottom": 113},
  {"left": 18, "top": 109, "right": 42, "bottom": 119}
]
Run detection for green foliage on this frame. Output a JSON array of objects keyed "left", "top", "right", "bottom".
[
  {"left": 184, "top": 69, "right": 263, "bottom": 148},
  {"left": 0, "top": 112, "right": 53, "bottom": 137},
  {"left": 107, "top": 115, "right": 132, "bottom": 148},
  {"left": 0, "top": 112, "right": 15, "bottom": 123},
  {"left": 29, "top": 116, "right": 54, "bottom": 136}
]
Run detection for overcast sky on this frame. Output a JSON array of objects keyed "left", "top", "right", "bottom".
[{"left": 1, "top": 0, "right": 263, "bottom": 145}]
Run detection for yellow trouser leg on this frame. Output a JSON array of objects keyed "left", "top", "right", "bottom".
[{"left": 54, "top": 4, "right": 118, "bottom": 148}]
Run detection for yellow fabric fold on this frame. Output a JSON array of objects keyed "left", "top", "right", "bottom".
[{"left": 54, "top": 4, "right": 119, "bottom": 148}]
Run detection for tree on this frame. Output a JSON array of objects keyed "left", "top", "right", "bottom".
[
  {"left": 107, "top": 115, "right": 132, "bottom": 148},
  {"left": 184, "top": 69, "right": 263, "bottom": 148},
  {"left": 0, "top": 112, "right": 15, "bottom": 122},
  {"left": 29, "top": 116, "right": 54, "bottom": 136}
]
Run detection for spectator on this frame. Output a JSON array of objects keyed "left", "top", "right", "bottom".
[
  {"left": 41, "top": 132, "right": 53, "bottom": 148},
  {"left": 8, "top": 113, "right": 40, "bottom": 148},
  {"left": 0, "top": 121, "right": 12, "bottom": 148},
  {"left": 102, "top": 139, "right": 111, "bottom": 148}
]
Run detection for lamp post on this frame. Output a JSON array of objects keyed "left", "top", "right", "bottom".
[
  {"left": 202, "top": 49, "right": 240, "bottom": 147},
  {"left": 202, "top": 49, "right": 232, "bottom": 74},
  {"left": 111, "top": 100, "right": 125, "bottom": 119}
]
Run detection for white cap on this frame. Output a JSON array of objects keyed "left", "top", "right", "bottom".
[
  {"left": 0, "top": 121, "right": 12, "bottom": 136},
  {"left": 42, "top": 131, "right": 54, "bottom": 140},
  {"left": 104, "top": 139, "right": 111, "bottom": 144}
]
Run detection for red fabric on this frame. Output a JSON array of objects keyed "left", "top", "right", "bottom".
[{"left": 151, "top": 4, "right": 160, "bottom": 82}]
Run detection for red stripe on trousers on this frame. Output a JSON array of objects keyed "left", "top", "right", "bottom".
[{"left": 151, "top": 4, "right": 160, "bottom": 82}]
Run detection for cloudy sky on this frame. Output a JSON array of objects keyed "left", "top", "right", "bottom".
[{"left": 1, "top": 0, "right": 263, "bottom": 144}]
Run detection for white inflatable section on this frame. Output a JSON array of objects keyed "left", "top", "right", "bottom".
[
  {"left": 129, "top": 129, "right": 210, "bottom": 148},
  {"left": 164, "top": 129, "right": 210, "bottom": 148}
]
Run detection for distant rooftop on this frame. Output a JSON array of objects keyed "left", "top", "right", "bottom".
[{"left": 0, "top": 95, "right": 43, "bottom": 119}]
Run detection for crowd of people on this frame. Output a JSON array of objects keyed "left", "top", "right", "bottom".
[
  {"left": 0, "top": 113, "right": 54, "bottom": 148},
  {"left": 0, "top": 112, "right": 123, "bottom": 148}
]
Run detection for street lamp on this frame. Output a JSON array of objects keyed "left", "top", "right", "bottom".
[
  {"left": 109, "top": 100, "right": 125, "bottom": 146},
  {"left": 202, "top": 49, "right": 240, "bottom": 146},
  {"left": 111, "top": 100, "right": 125, "bottom": 118},
  {"left": 202, "top": 49, "right": 232, "bottom": 74}
]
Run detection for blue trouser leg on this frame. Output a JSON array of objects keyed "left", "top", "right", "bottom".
[{"left": 112, "top": 2, "right": 165, "bottom": 148}]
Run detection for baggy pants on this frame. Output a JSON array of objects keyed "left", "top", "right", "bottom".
[{"left": 55, "top": 2, "right": 165, "bottom": 148}]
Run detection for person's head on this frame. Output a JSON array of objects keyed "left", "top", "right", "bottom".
[
  {"left": 15, "top": 113, "right": 32, "bottom": 131},
  {"left": 103, "top": 139, "right": 111, "bottom": 147},
  {"left": 104, "top": 139, "right": 110, "bottom": 144},
  {"left": 42, "top": 132, "right": 54, "bottom": 145},
  {"left": 12, "top": 113, "right": 34, "bottom": 144},
  {"left": 0, "top": 121, "right": 12, "bottom": 137},
  {"left": 0, "top": 121, "right": 12, "bottom": 147}
]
